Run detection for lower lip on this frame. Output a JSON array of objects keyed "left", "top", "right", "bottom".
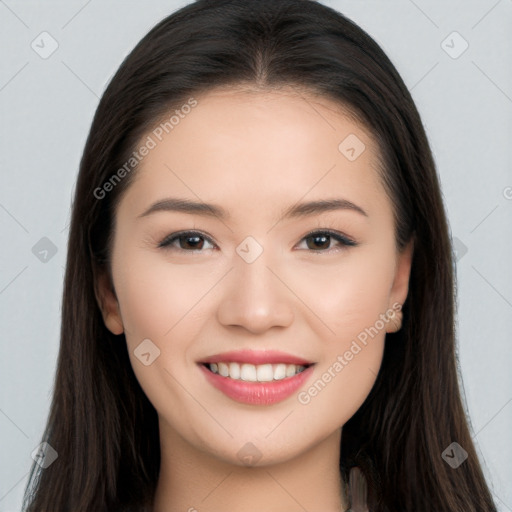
[{"left": 199, "top": 364, "right": 315, "bottom": 405}]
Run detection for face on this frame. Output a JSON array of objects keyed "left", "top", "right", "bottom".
[{"left": 96, "top": 87, "right": 413, "bottom": 467}]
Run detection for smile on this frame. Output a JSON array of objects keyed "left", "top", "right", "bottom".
[
  {"left": 197, "top": 350, "right": 316, "bottom": 405},
  {"left": 205, "top": 361, "right": 309, "bottom": 382}
]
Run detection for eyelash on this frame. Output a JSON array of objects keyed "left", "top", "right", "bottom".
[{"left": 157, "top": 229, "right": 357, "bottom": 254}]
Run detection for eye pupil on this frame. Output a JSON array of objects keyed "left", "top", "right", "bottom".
[
  {"left": 181, "top": 234, "right": 204, "bottom": 250},
  {"left": 308, "top": 234, "right": 330, "bottom": 250}
]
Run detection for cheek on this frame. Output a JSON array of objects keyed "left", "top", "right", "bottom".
[
  {"left": 113, "top": 248, "right": 219, "bottom": 343},
  {"left": 112, "top": 251, "right": 209, "bottom": 421},
  {"left": 290, "top": 246, "right": 393, "bottom": 417},
  {"left": 298, "top": 339, "right": 384, "bottom": 429},
  {"left": 285, "top": 244, "right": 396, "bottom": 342},
  {"left": 112, "top": 249, "right": 225, "bottom": 402}
]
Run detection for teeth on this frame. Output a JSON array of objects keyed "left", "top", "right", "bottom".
[
  {"left": 241, "top": 364, "right": 257, "bottom": 381},
  {"left": 207, "top": 362, "right": 308, "bottom": 382},
  {"left": 229, "top": 362, "right": 240, "bottom": 379},
  {"left": 286, "top": 364, "right": 297, "bottom": 377},
  {"left": 218, "top": 362, "right": 229, "bottom": 377},
  {"left": 256, "top": 364, "right": 273, "bottom": 382},
  {"left": 274, "top": 363, "right": 287, "bottom": 380}
]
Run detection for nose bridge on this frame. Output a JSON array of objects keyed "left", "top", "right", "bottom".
[
  {"left": 236, "top": 238, "right": 272, "bottom": 289},
  {"left": 216, "top": 235, "right": 294, "bottom": 331},
  {"left": 233, "top": 234, "right": 280, "bottom": 303}
]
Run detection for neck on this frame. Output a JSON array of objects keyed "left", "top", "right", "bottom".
[{"left": 152, "top": 422, "right": 349, "bottom": 512}]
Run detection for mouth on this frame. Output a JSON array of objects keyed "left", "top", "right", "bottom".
[
  {"left": 201, "top": 361, "right": 313, "bottom": 382},
  {"left": 197, "top": 349, "right": 315, "bottom": 382},
  {"left": 197, "top": 349, "right": 316, "bottom": 405}
]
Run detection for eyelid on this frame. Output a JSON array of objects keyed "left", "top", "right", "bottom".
[
  {"left": 299, "top": 228, "right": 357, "bottom": 247},
  {"left": 158, "top": 228, "right": 358, "bottom": 253},
  {"left": 158, "top": 230, "right": 216, "bottom": 250}
]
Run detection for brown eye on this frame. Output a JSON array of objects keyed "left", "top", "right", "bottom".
[
  {"left": 306, "top": 233, "right": 331, "bottom": 250},
  {"left": 178, "top": 234, "right": 205, "bottom": 250},
  {"left": 158, "top": 229, "right": 356, "bottom": 254},
  {"left": 298, "top": 230, "right": 357, "bottom": 253},
  {"left": 158, "top": 231, "right": 216, "bottom": 252}
]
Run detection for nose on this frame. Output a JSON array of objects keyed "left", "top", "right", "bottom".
[{"left": 216, "top": 248, "right": 294, "bottom": 334}]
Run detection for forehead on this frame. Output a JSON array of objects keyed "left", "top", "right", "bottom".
[{"left": 120, "top": 87, "right": 389, "bottom": 223}]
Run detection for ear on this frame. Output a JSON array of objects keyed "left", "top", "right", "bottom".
[
  {"left": 388, "top": 236, "right": 414, "bottom": 311},
  {"left": 94, "top": 266, "right": 124, "bottom": 335}
]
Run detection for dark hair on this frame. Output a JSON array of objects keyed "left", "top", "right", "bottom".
[{"left": 23, "top": 0, "right": 497, "bottom": 510}]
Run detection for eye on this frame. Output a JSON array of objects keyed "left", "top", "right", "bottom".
[
  {"left": 295, "top": 229, "right": 357, "bottom": 253},
  {"left": 157, "top": 229, "right": 357, "bottom": 254},
  {"left": 158, "top": 231, "right": 216, "bottom": 252}
]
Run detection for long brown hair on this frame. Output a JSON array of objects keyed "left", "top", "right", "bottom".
[{"left": 23, "top": 0, "right": 497, "bottom": 510}]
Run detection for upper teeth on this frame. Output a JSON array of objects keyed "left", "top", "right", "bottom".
[{"left": 208, "top": 362, "right": 307, "bottom": 382}]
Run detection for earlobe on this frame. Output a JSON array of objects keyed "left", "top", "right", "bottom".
[
  {"left": 386, "top": 236, "right": 414, "bottom": 333},
  {"left": 386, "top": 309, "right": 403, "bottom": 333},
  {"left": 94, "top": 268, "right": 124, "bottom": 335}
]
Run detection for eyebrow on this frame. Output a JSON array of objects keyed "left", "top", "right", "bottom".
[{"left": 138, "top": 197, "right": 368, "bottom": 221}]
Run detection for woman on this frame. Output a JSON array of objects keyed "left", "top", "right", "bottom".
[{"left": 23, "top": 0, "right": 497, "bottom": 510}]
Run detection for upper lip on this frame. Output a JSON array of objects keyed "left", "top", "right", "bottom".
[{"left": 198, "top": 349, "right": 314, "bottom": 366}]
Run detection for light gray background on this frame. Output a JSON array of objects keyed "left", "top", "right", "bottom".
[{"left": 1, "top": 1, "right": 511, "bottom": 510}]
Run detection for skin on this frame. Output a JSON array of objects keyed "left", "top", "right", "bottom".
[{"left": 96, "top": 87, "right": 413, "bottom": 512}]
